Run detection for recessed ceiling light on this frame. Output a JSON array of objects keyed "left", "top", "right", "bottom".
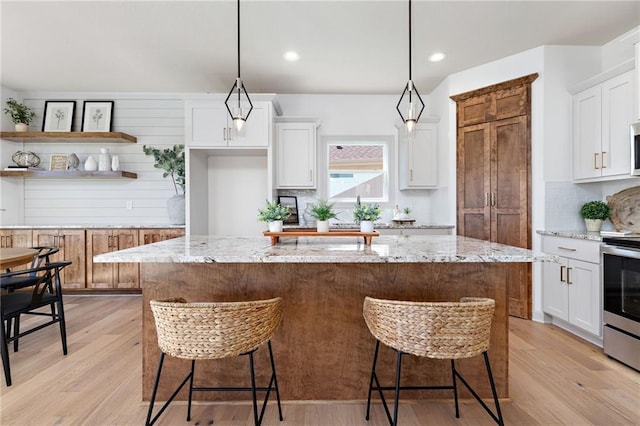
[
  {"left": 429, "top": 52, "right": 446, "bottom": 62},
  {"left": 284, "top": 51, "right": 300, "bottom": 62}
]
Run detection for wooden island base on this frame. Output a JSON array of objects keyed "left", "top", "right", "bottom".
[{"left": 141, "top": 262, "right": 510, "bottom": 402}]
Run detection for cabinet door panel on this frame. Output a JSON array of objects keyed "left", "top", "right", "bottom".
[
  {"left": 59, "top": 230, "right": 86, "bottom": 289},
  {"left": 401, "top": 124, "right": 437, "bottom": 188},
  {"left": 114, "top": 230, "right": 139, "bottom": 288},
  {"left": 187, "top": 102, "right": 228, "bottom": 147},
  {"left": 86, "top": 230, "right": 113, "bottom": 288},
  {"left": 229, "top": 105, "right": 269, "bottom": 147},
  {"left": 276, "top": 123, "right": 315, "bottom": 188},
  {"left": 1, "top": 230, "right": 32, "bottom": 248},
  {"left": 568, "top": 259, "right": 601, "bottom": 336},
  {"left": 573, "top": 86, "right": 602, "bottom": 179},
  {"left": 543, "top": 259, "right": 569, "bottom": 321},
  {"left": 601, "top": 70, "right": 634, "bottom": 177}
]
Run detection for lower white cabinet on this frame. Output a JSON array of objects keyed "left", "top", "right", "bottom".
[
  {"left": 542, "top": 235, "right": 601, "bottom": 337},
  {"left": 377, "top": 228, "right": 451, "bottom": 236}
]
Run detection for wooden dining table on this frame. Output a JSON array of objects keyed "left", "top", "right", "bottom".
[{"left": 0, "top": 248, "right": 38, "bottom": 270}]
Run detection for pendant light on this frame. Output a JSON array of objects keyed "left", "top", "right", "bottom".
[
  {"left": 225, "top": 0, "right": 253, "bottom": 132},
  {"left": 396, "top": 0, "right": 425, "bottom": 136}
]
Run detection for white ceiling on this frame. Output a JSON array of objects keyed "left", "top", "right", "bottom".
[{"left": 1, "top": 1, "right": 639, "bottom": 95}]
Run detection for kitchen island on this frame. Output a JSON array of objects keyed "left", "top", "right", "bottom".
[{"left": 94, "top": 234, "right": 553, "bottom": 402}]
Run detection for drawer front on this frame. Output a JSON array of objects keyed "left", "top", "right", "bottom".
[{"left": 542, "top": 235, "right": 601, "bottom": 263}]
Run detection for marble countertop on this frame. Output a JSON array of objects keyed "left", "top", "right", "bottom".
[
  {"left": 94, "top": 234, "right": 555, "bottom": 264},
  {"left": 1, "top": 224, "right": 185, "bottom": 229}
]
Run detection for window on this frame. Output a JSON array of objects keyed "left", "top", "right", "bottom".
[{"left": 324, "top": 136, "right": 391, "bottom": 204}]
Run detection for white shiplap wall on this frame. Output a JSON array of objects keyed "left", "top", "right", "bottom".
[{"left": 6, "top": 93, "right": 185, "bottom": 225}]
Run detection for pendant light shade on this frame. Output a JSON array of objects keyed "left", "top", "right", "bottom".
[
  {"left": 225, "top": 0, "right": 253, "bottom": 131},
  {"left": 396, "top": 0, "right": 424, "bottom": 135}
]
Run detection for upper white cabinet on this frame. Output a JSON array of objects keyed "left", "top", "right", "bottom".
[
  {"left": 572, "top": 68, "right": 635, "bottom": 181},
  {"left": 275, "top": 118, "right": 319, "bottom": 189},
  {"left": 398, "top": 122, "right": 438, "bottom": 189},
  {"left": 542, "top": 235, "right": 602, "bottom": 339},
  {"left": 185, "top": 100, "right": 272, "bottom": 148}
]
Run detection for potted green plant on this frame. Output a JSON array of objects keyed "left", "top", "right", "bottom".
[
  {"left": 3, "top": 98, "right": 36, "bottom": 132},
  {"left": 353, "top": 203, "right": 382, "bottom": 233},
  {"left": 309, "top": 199, "right": 338, "bottom": 233},
  {"left": 579, "top": 200, "right": 610, "bottom": 232},
  {"left": 143, "top": 144, "right": 185, "bottom": 225},
  {"left": 258, "top": 200, "right": 291, "bottom": 232}
]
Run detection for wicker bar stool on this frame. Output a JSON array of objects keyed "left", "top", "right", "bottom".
[
  {"left": 146, "top": 297, "right": 284, "bottom": 426},
  {"left": 363, "top": 296, "right": 504, "bottom": 426}
]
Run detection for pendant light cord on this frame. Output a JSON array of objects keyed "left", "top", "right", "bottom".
[
  {"left": 237, "top": 0, "right": 241, "bottom": 102},
  {"left": 408, "top": 0, "right": 412, "bottom": 82}
]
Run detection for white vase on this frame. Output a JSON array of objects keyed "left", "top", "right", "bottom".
[
  {"left": 14, "top": 123, "right": 28, "bottom": 132},
  {"left": 316, "top": 220, "right": 329, "bottom": 233},
  {"left": 84, "top": 156, "right": 98, "bottom": 171},
  {"left": 268, "top": 220, "right": 283, "bottom": 232},
  {"left": 360, "top": 220, "right": 374, "bottom": 233},
  {"left": 585, "top": 219, "right": 603, "bottom": 232},
  {"left": 167, "top": 194, "right": 185, "bottom": 225},
  {"left": 111, "top": 155, "right": 120, "bottom": 171},
  {"left": 98, "top": 148, "right": 111, "bottom": 171}
]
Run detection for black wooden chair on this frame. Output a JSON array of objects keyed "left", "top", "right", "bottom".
[{"left": 1, "top": 260, "right": 71, "bottom": 386}]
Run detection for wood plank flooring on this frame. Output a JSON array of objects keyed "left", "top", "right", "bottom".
[{"left": 1, "top": 295, "right": 638, "bottom": 425}]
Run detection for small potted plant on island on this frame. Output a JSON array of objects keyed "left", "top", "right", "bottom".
[
  {"left": 3, "top": 98, "right": 36, "bottom": 132},
  {"left": 309, "top": 199, "right": 338, "bottom": 233},
  {"left": 143, "top": 144, "right": 185, "bottom": 225},
  {"left": 353, "top": 202, "right": 382, "bottom": 233},
  {"left": 258, "top": 200, "right": 291, "bottom": 232},
  {"left": 579, "top": 200, "right": 611, "bottom": 232}
]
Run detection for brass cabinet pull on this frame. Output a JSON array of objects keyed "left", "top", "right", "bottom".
[
  {"left": 0, "top": 236, "right": 4, "bottom": 248},
  {"left": 485, "top": 193, "right": 489, "bottom": 206},
  {"left": 560, "top": 265, "right": 566, "bottom": 283},
  {"left": 566, "top": 267, "right": 573, "bottom": 285},
  {"left": 594, "top": 152, "right": 599, "bottom": 169},
  {"left": 8, "top": 236, "right": 12, "bottom": 247},
  {"left": 601, "top": 151, "right": 607, "bottom": 168},
  {"left": 490, "top": 192, "right": 496, "bottom": 207}
]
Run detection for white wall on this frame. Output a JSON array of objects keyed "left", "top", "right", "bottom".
[
  {"left": 0, "top": 92, "right": 185, "bottom": 225},
  {"left": 276, "top": 94, "right": 450, "bottom": 225},
  {"left": 0, "top": 86, "right": 25, "bottom": 225}
]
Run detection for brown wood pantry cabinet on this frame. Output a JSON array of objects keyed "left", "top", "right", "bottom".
[
  {"left": 1, "top": 227, "right": 184, "bottom": 292},
  {"left": 451, "top": 74, "right": 538, "bottom": 319}
]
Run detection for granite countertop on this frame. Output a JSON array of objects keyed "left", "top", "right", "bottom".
[
  {"left": 1, "top": 224, "right": 185, "bottom": 229},
  {"left": 536, "top": 230, "right": 603, "bottom": 241},
  {"left": 94, "top": 234, "right": 555, "bottom": 264}
]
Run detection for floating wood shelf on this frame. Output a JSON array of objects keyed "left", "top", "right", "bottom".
[
  {"left": 263, "top": 229, "right": 379, "bottom": 245},
  {"left": 0, "top": 131, "right": 137, "bottom": 144},
  {"left": 0, "top": 170, "right": 137, "bottom": 179}
]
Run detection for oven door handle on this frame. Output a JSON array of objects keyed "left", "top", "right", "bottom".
[{"left": 602, "top": 245, "right": 640, "bottom": 259}]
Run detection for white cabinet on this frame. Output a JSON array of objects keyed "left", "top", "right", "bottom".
[
  {"left": 542, "top": 236, "right": 601, "bottom": 337},
  {"left": 275, "top": 120, "right": 318, "bottom": 188},
  {"left": 185, "top": 100, "right": 271, "bottom": 148},
  {"left": 398, "top": 122, "right": 437, "bottom": 189},
  {"left": 376, "top": 227, "right": 451, "bottom": 236},
  {"left": 573, "top": 69, "right": 635, "bottom": 180}
]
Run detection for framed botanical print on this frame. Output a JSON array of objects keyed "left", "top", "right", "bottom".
[
  {"left": 42, "top": 101, "right": 75, "bottom": 132},
  {"left": 82, "top": 101, "right": 114, "bottom": 132}
]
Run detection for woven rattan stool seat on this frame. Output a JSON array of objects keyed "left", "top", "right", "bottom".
[
  {"left": 150, "top": 297, "right": 283, "bottom": 360},
  {"left": 363, "top": 296, "right": 503, "bottom": 426},
  {"left": 363, "top": 297, "right": 494, "bottom": 359},
  {"left": 146, "top": 297, "right": 284, "bottom": 426}
]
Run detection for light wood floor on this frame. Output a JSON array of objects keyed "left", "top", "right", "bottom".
[{"left": 1, "top": 296, "right": 638, "bottom": 425}]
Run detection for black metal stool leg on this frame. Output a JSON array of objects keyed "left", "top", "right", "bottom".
[
  {"left": 365, "top": 340, "right": 381, "bottom": 421},
  {"left": 187, "top": 360, "right": 195, "bottom": 421},
  {"left": 146, "top": 352, "right": 165, "bottom": 426},
  {"left": 484, "top": 351, "right": 504, "bottom": 426},
  {"left": 392, "top": 350, "right": 403, "bottom": 426},
  {"left": 1, "top": 322, "right": 11, "bottom": 386},
  {"left": 249, "top": 351, "right": 260, "bottom": 426},
  {"left": 267, "top": 340, "right": 284, "bottom": 421},
  {"left": 451, "top": 359, "right": 460, "bottom": 418}
]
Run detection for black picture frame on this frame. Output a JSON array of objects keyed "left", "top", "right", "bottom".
[
  {"left": 278, "top": 195, "right": 299, "bottom": 225},
  {"left": 81, "top": 100, "right": 114, "bottom": 132},
  {"left": 42, "top": 100, "right": 76, "bottom": 132}
]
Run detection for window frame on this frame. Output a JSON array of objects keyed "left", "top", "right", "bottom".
[{"left": 319, "top": 135, "right": 395, "bottom": 208}]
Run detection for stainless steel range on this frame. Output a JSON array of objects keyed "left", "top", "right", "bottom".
[{"left": 601, "top": 236, "right": 640, "bottom": 371}]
